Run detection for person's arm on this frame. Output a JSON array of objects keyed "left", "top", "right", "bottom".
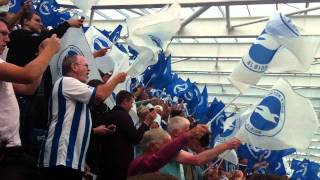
[
  {"left": 46, "top": 18, "right": 84, "bottom": 39},
  {"left": 94, "top": 72, "right": 127, "bottom": 102},
  {"left": 93, "top": 48, "right": 109, "bottom": 58},
  {"left": 12, "top": 75, "right": 42, "bottom": 95},
  {"left": 0, "top": 34, "right": 60, "bottom": 83},
  {"left": 175, "top": 138, "right": 241, "bottom": 165},
  {"left": 128, "top": 133, "right": 189, "bottom": 176}
]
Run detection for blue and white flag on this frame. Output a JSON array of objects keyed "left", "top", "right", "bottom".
[
  {"left": 85, "top": 26, "right": 115, "bottom": 74},
  {"left": 237, "top": 144, "right": 294, "bottom": 175},
  {"left": 236, "top": 78, "right": 319, "bottom": 150},
  {"left": 215, "top": 112, "right": 249, "bottom": 165},
  {"left": 49, "top": 27, "right": 101, "bottom": 83},
  {"left": 8, "top": 0, "right": 25, "bottom": 13},
  {"left": 291, "top": 159, "right": 320, "bottom": 180},
  {"left": 166, "top": 77, "right": 188, "bottom": 98},
  {"left": 229, "top": 13, "right": 318, "bottom": 93},
  {"left": 36, "top": 0, "right": 71, "bottom": 28},
  {"left": 194, "top": 86, "right": 209, "bottom": 120},
  {"left": 126, "top": 2, "right": 181, "bottom": 77}
]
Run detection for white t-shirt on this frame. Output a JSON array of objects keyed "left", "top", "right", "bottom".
[
  {"left": 0, "top": 59, "right": 21, "bottom": 147},
  {"left": 41, "top": 77, "right": 95, "bottom": 172}
]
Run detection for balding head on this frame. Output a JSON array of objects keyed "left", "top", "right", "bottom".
[
  {"left": 166, "top": 116, "right": 190, "bottom": 138},
  {"left": 141, "top": 128, "right": 171, "bottom": 153}
]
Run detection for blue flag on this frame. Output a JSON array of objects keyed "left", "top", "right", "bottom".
[
  {"left": 291, "top": 159, "right": 320, "bottom": 180},
  {"left": 194, "top": 86, "right": 209, "bottom": 120},
  {"left": 36, "top": 0, "right": 71, "bottom": 28},
  {"left": 9, "top": 0, "right": 27, "bottom": 13}
]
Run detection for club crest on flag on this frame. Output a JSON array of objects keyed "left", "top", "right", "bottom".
[
  {"left": 221, "top": 120, "right": 237, "bottom": 138},
  {"left": 247, "top": 144, "right": 271, "bottom": 160},
  {"left": 242, "top": 34, "right": 279, "bottom": 73},
  {"left": 56, "top": 45, "right": 84, "bottom": 76},
  {"left": 9, "top": 0, "right": 16, "bottom": 8},
  {"left": 245, "top": 89, "right": 285, "bottom": 137},
  {"left": 184, "top": 91, "right": 193, "bottom": 101},
  {"left": 39, "top": 1, "right": 51, "bottom": 15},
  {"left": 274, "top": 162, "right": 282, "bottom": 171},
  {"left": 173, "top": 83, "right": 188, "bottom": 94}
]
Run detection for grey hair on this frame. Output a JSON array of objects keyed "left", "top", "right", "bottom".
[
  {"left": 62, "top": 55, "right": 78, "bottom": 76},
  {"left": 166, "top": 116, "right": 190, "bottom": 135},
  {"left": 140, "top": 128, "right": 171, "bottom": 152}
]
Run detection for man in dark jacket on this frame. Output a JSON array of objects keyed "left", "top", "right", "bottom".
[{"left": 100, "top": 90, "right": 155, "bottom": 180}]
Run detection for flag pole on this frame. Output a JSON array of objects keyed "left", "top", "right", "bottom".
[
  {"left": 144, "top": 74, "right": 156, "bottom": 87},
  {"left": 206, "top": 93, "right": 241, "bottom": 130}
]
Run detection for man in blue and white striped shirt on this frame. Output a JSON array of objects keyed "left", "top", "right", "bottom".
[{"left": 40, "top": 55, "right": 126, "bottom": 180}]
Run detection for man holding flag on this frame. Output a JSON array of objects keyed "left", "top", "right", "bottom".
[{"left": 6, "top": 11, "right": 83, "bottom": 154}]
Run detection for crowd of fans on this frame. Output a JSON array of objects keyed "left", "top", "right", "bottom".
[{"left": 0, "top": 1, "right": 291, "bottom": 180}]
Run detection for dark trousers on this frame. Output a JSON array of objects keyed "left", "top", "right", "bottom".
[
  {"left": 41, "top": 166, "right": 83, "bottom": 180},
  {"left": 0, "top": 146, "right": 40, "bottom": 180}
]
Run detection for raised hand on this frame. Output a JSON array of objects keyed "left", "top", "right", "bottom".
[{"left": 40, "top": 34, "right": 60, "bottom": 54}]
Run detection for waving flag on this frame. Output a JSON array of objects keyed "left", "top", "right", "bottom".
[
  {"left": 215, "top": 113, "right": 245, "bottom": 165},
  {"left": 151, "top": 54, "right": 173, "bottom": 89},
  {"left": 229, "top": 13, "right": 319, "bottom": 93},
  {"left": 194, "top": 86, "right": 209, "bottom": 120},
  {"left": 236, "top": 78, "right": 319, "bottom": 150},
  {"left": 70, "top": 0, "right": 98, "bottom": 14},
  {"left": 237, "top": 144, "right": 294, "bottom": 175},
  {"left": 85, "top": 26, "right": 115, "bottom": 74},
  {"left": 182, "top": 79, "right": 200, "bottom": 114},
  {"left": 291, "top": 159, "right": 320, "bottom": 180},
  {"left": 49, "top": 27, "right": 101, "bottom": 83},
  {"left": 9, "top": 0, "right": 24, "bottom": 13},
  {"left": 36, "top": 0, "right": 71, "bottom": 28},
  {"left": 166, "top": 77, "right": 188, "bottom": 98},
  {"left": 126, "top": 2, "right": 181, "bottom": 77}
]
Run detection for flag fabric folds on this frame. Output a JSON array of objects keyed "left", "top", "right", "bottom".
[
  {"left": 229, "top": 13, "right": 318, "bottom": 94},
  {"left": 85, "top": 26, "right": 115, "bottom": 74},
  {"left": 126, "top": 2, "right": 181, "bottom": 77},
  {"left": 70, "top": 0, "right": 98, "bottom": 14},
  {"left": 194, "top": 86, "right": 208, "bottom": 120},
  {"left": 291, "top": 159, "right": 320, "bottom": 180},
  {"left": 236, "top": 78, "right": 319, "bottom": 150},
  {"left": 49, "top": 27, "right": 101, "bottom": 83},
  {"left": 36, "top": 0, "right": 71, "bottom": 28}
]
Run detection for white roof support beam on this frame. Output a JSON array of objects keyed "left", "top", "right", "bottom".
[
  {"left": 89, "top": 10, "right": 95, "bottom": 26},
  {"left": 91, "top": 15, "right": 320, "bottom": 37},
  {"left": 95, "top": 10, "right": 112, "bottom": 20},
  {"left": 180, "top": 6, "right": 211, "bottom": 30},
  {"left": 115, "top": 9, "right": 130, "bottom": 18},
  {"left": 57, "top": 0, "right": 320, "bottom": 9},
  {"left": 126, "top": 9, "right": 144, "bottom": 16},
  {"left": 225, "top": 5, "right": 231, "bottom": 31},
  {"left": 167, "top": 42, "right": 320, "bottom": 58},
  {"left": 231, "top": 6, "right": 320, "bottom": 29}
]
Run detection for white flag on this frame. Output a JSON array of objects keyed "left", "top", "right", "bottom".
[
  {"left": 268, "top": 37, "right": 320, "bottom": 73},
  {"left": 85, "top": 26, "right": 115, "bottom": 74},
  {"left": 236, "top": 78, "right": 319, "bottom": 150},
  {"left": 71, "top": 0, "right": 98, "bottom": 14},
  {"left": 215, "top": 111, "right": 250, "bottom": 165},
  {"left": 229, "top": 13, "right": 318, "bottom": 93},
  {"left": 126, "top": 2, "right": 181, "bottom": 77},
  {"left": 49, "top": 27, "right": 101, "bottom": 83}
]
